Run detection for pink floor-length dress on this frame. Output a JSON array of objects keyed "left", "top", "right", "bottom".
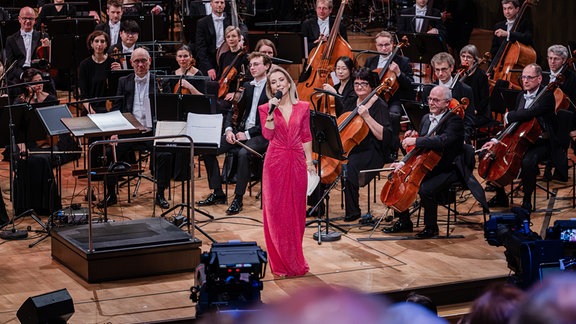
[{"left": 258, "top": 100, "right": 311, "bottom": 277}]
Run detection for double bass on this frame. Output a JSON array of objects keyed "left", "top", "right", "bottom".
[
  {"left": 380, "top": 98, "right": 467, "bottom": 212},
  {"left": 487, "top": 0, "right": 538, "bottom": 91},
  {"left": 477, "top": 81, "right": 559, "bottom": 188},
  {"left": 296, "top": 0, "right": 353, "bottom": 105}
]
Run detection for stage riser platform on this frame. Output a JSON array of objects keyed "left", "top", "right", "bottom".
[{"left": 51, "top": 219, "right": 202, "bottom": 283}]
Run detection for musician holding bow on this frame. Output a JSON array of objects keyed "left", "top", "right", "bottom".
[
  {"left": 384, "top": 85, "right": 464, "bottom": 238},
  {"left": 482, "top": 63, "right": 567, "bottom": 212}
]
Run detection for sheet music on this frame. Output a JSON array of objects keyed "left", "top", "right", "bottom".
[
  {"left": 186, "top": 113, "right": 223, "bottom": 148},
  {"left": 88, "top": 110, "right": 136, "bottom": 132},
  {"left": 154, "top": 121, "right": 188, "bottom": 144}
]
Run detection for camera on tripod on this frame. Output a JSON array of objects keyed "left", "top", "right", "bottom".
[{"left": 190, "top": 241, "right": 267, "bottom": 317}]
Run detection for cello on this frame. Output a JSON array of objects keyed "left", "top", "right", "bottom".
[
  {"left": 487, "top": 0, "right": 538, "bottom": 90},
  {"left": 380, "top": 98, "right": 467, "bottom": 213},
  {"left": 296, "top": 0, "right": 353, "bottom": 104},
  {"left": 373, "top": 36, "right": 410, "bottom": 101},
  {"left": 477, "top": 80, "right": 559, "bottom": 188}
]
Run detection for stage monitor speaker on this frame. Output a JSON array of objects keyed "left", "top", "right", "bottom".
[{"left": 16, "top": 288, "right": 75, "bottom": 324}]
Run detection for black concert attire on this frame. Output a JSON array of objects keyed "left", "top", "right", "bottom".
[
  {"left": 36, "top": 3, "right": 77, "bottom": 29},
  {"left": 491, "top": 86, "right": 566, "bottom": 210},
  {"left": 394, "top": 109, "right": 464, "bottom": 235},
  {"left": 423, "top": 80, "right": 475, "bottom": 144},
  {"left": 542, "top": 68, "right": 576, "bottom": 111},
  {"left": 365, "top": 54, "right": 415, "bottom": 159},
  {"left": 462, "top": 67, "right": 491, "bottom": 127},
  {"left": 78, "top": 56, "right": 116, "bottom": 113},
  {"left": 332, "top": 80, "right": 355, "bottom": 116},
  {"left": 433, "top": 0, "right": 474, "bottom": 54},
  {"left": 95, "top": 21, "right": 123, "bottom": 49},
  {"left": 341, "top": 96, "right": 393, "bottom": 219},
  {"left": 396, "top": 5, "right": 447, "bottom": 41},
  {"left": 216, "top": 49, "right": 249, "bottom": 114},
  {"left": 198, "top": 78, "right": 269, "bottom": 212},
  {"left": 167, "top": 69, "right": 206, "bottom": 95},
  {"left": 5, "top": 30, "right": 46, "bottom": 82},
  {"left": 301, "top": 16, "right": 348, "bottom": 54},
  {"left": 490, "top": 14, "right": 534, "bottom": 59}
]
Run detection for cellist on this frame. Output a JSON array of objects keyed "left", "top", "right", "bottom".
[
  {"left": 490, "top": 0, "right": 533, "bottom": 61},
  {"left": 364, "top": 30, "right": 415, "bottom": 161},
  {"left": 383, "top": 86, "right": 464, "bottom": 238},
  {"left": 482, "top": 64, "right": 567, "bottom": 212},
  {"left": 301, "top": 0, "right": 348, "bottom": 54}
]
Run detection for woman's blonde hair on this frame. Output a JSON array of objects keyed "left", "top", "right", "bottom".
[{"left": 266, "top": 66, "right": 298, "bottom": 104}]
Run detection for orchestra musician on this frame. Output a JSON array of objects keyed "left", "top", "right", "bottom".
[
  {"left": 384, "top": 86, "right": 464, "bottom": 238},
  {"left": 322, "top": 56, "right": 356, "bottom": 116},
  {"left": 341, "top": 68, "right": 393, "bottom": 222},
  {"left": 482, "top": 63, "right": 567, "bottom": 212},
  {"left": 169, "top": 45, "right": 204, "bottom": 95},
  {"left": 36, "top": 0, "right": 77, "bottom": 30},
  {"left": 423, "top": 52, "right": 476, "bottom": 144},
  {"left": 490, "top": 0, "right": 534, "bottom": 59},
  {"left": 216, "top": 26, "right": 249, "bottom": 113},
  {"left": 364, "top": 30, "right": 415, "bottom": 160},
  {"left": 459, "top": 45, "right": 491, "bottom": 127},
  {"left": 301, "top": 0, "right": 348, "bottom": 54},
  {"left": 543, "top": 45, "right": 576, "bottom": 108},
  {"left": 5, "top": 7, "right": 51, "bottom": 82},
  {"left": 396, "top": 0, "right": 446, "bottom": 40},
  {"left": 196, "top": 52, "right": 271, "bottom": 214},
  {"left": 95, "top": 0, "right": 123, "bottom": 49},
  {"left": 108, "top": 20, "right": 141, "bottom": 69}
]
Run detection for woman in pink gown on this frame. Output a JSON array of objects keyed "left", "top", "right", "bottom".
[{"left": 258, "top": 66, "right": 314, "bottom": 277}]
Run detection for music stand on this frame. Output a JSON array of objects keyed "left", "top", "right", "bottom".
[
  {"left": 306, "top": 110, "right": 347, "bottom": 243},
  {"left": 401, "top": 100, "right": 430, "bottom": 131},
  {"left": 123, "top": 13, "right": 165, "bottom": 42},
  {"left": 491, "top": 87, "right": 521, "bottom": 115},
  {"left": 398, "top": 33, "right": 445, "bottom": 83},
  {"left": 248, "top": 29, "right": 304, "bottom": 63}
]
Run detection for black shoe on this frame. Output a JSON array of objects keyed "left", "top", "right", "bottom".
[
  {"left": 521, "top": 200, "right": 532, "bottom": 213},
  {"left": 382, "top": 220, "right": 413, "bottom": 233},
  {"left": 97, "top": 195, "right": 117, "bottom": 208},
  {"left": 415, "top": 226, "right": 439, "bottom": 239},
  {"left": 488, "top": 195, "right": 509, "bottom": 208},
  {"left": 226, "top": 197, "right": 243, "bottom": 215},
  {"left": 343, "top": 214, "right": 360, "bottom": 222},
  {"left": 196, "top": 193, "right": 227, "bottom": 206},
  {"left": 155, "top": 195, "right": 170, "bottom": 209}
]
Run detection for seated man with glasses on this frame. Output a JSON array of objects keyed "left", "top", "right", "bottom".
[
  {"left": 5, "top": 7, "right": 51, "bottom": 82},
  {"left": 383, "top": 85, "right": 465, "bottom": 238},
  {"left": 423, "top": 52, "right": 476, "bottom": 144},
  {"left": 481, "top": 63, "right": 566, "bottom": 212},
  {"left": 339, "top": 68, "right": 393, "bottom": 222},
  {"left": 108, "top": 20, "right": 141, "bottom": 69}
]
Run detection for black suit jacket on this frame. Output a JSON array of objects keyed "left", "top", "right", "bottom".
[
  {"left": 396, "top": 7, "right": 447, "bottom": 40},
  {"left": 224, "top": 80, "right": 268, "bottom": 137},
  {"left": 301, "top": 16, "right": 348, "bottom": 54},
  {"left": 112, "top": 73, "right": 160, "bottom": 123},
  {"left": 5, "top": 30, "right": 44, "bottom": 81},
  {"left": 416, "top": 110, "right": 464, "bottom": 172},
  {"left": 542, "top": 68, "right": 576, "bottom": 107},
  {"left": 490, "top": 18, "right": 533, "bottom": 57},
  {"left": 94, "top": 22, "right": 123, "bottom": 49},
  {"left": 364, "top": 55, "right": 415, "bottom": 102}
]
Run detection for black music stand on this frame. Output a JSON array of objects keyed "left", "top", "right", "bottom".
[
  {"left": 401, "top": 100, "right": 430, "bottom": 131},
  {"left": 123, "top": 13, "right": 166, "bottom": 42},
  {"left": 398, "top": 33, "right": 445, "bottom": 83},
  {"left": 248, "top": 29, "right": 304, "bottom": 63},
  {"left": 306, "top": 111, "right": 347, "bottom": 244}
]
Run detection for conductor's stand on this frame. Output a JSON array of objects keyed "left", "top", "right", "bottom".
[{"left": 307, "top": 110, "right": 347, "bottom": 244}]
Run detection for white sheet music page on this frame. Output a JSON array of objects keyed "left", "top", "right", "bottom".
[
  {"left": 154, "top": 121, "right": 188, "bottom": 144},
  {"left": 186, "top": 113, "right": 223, "bottom": 148},
  {"left": 88, "top": 110, "right": 136, "bottom": 132}
]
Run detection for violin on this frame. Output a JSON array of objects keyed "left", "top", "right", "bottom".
[
  {"left": 318, "top": 79, "right": 390, "bottom": 184},
  {"left": 173, "top": 66, "right": 192, "bottom": 95},
  {"left": 373, "top": 36, "right": 410, "bottom": 101},
  {"left": 111, "top": 47, "right": 127, "bottom": 69},
  {"left": 453, "top": 52, "right": 491, "bottom": 86},
  {"left": 551, "top": 53, "right": 576, "bottom": 112},
  {"left": 218, "top": 50, "right": 245, "bottom": 99},
  {"left": 477, "top": 81, "right": 558, "bottom": 187},
  {"left": 380, "top": 98, "right": 468, "bottom": 212},
  {"left": 231, "top": 66, "right": 246, "bottom": 129}
]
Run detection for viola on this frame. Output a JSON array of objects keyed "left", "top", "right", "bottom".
[
  {"left": 454, "top": 52, "right": 490, "bottom": 86},
  {"left": 477, "top": 81, "right": 559, "bottom": 187},
  {"left": 550, "top": 54, "right": 576, "bottom": 112},
  {"left": 380, "top": 98, "right": 468, "bottom": 212},
  {"left": 218, "top": 50, "right": 244, "bottom": 99},
  {"left": 372, "top": 36, "right": 410, "bottom": 101},
  {"left": 231, "top": 67, "right": 246, "bottom": 129},
  {"left": 173, "top": 66, "right": 192, "bottom": 95},
  {"left": 296, "top": 0, "right": 353, "bottom": 106}
]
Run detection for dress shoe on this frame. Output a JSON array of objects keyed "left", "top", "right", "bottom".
[
  {"left": 155, "top": 195, "right": 170, "bottom": 209},
  {"left": 415, "top": 226, "right": 439, "bottom": 239},
  {"left": 382, "top": 220, "right": 413, "bottom": 233},
  {"left": 343, "top": 214, "right": 360, "bottom": 222},
  {"left": 226, "top": 197, "right": 243, "bottom": 215},
  {"left": 196, "top": 193, "right": 227, "bottom": 206},
  {"left": 97, "top": 195, "right": 117, "bottom": 208},
  {"left": 488, "top": 195, "right": 509, "bottom": 208}
]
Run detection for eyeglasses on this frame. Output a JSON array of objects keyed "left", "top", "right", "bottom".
[
  {"left": 19, "top": 17, "right": 36, "bottom": 21},
  {"left": 427, "top": 97, "right": 449, "bottom": 104},
  {"left": 353, "top": 81, "right": 370, "bottom": 88},
  {"left": 521, "top": 75, "right": 538, "bottom": 80},
  {"left": 132, "top": 59, "right": 149, "bottom": 65}
]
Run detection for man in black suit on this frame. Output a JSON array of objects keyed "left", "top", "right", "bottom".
[
  {"left": 95, "top": 0, "right": 123, "bottom": 49},
  {"left": 196, "top": 52, "right": 271, "bottom": 214},
  {"left": 364, "top": 30, "right": 414, "bottom": 160},
  {"left": 99, "top": 47, "right": 172, "bottom": 209},
  {"left": 483, "top": 63, "right": 566, "bottom": 212},
  {"left": 5, "top": 7, "right": 51, "bottom": 82},
  {"left": 396, "top": 0, "right": 446, "bottom": 41},
  {"left": 300, "top": 0, "right": 348, "bottom": 54},
  {"left": 423, "top": 52, "right": 475, "bottom": 144},
  {"left": 195, "top": 0, "right": 229, "bottom": 80},
  {"left": 490, "top": 0, "right": 533, "bottom": 58},
  {"left": 384, "top": 85, "right": 464, "bottom": 238}
]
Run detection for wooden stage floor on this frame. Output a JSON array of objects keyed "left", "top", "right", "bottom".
[{"left": 0, "top": 150, "right": 574, "bottom": 323}]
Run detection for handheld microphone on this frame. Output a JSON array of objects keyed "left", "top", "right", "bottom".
[{"left": 268, "top": 90, "right": 283, "bottom": 115}]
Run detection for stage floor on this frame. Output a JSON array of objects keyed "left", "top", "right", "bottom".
[{"left": 0, "top": 147, "right": 575, "bottom": 323}]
